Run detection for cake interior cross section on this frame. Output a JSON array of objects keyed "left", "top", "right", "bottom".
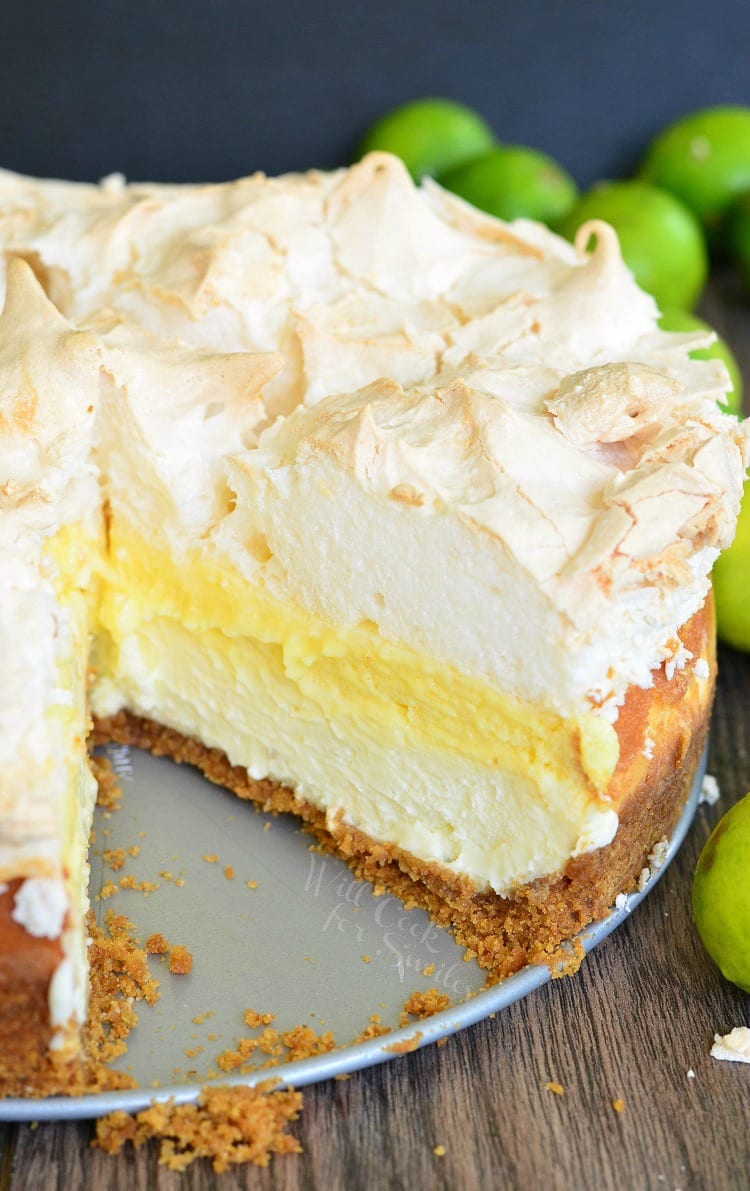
[{"left": 0, "top": 153, "right": 747, "bottom": 1096}]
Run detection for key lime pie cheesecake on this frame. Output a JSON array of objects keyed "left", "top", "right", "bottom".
[{"left": 0, "top": 153, "right": 747, "bottom": 1095}]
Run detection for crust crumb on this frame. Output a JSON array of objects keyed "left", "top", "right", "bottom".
[
  {"left": 145, "top": 933, "right": 169, "bottom": 956},
  {"left": 354, "top": 1014, "right": 391, "bottom": 1044},
  {"left": 93, "top": 1082, "right": 303, "bottom": 1172},
  {"left": 193, "top": 1011, "right": 215, "bottom": 1026},
  {"left": 433, "top": 1144, "right": 446, "bottom": 1157},
  {"left": 80, "top": 910, "right": 160, "bottom": 1085},
  {"left": 244, "top": 1009, "right": 275, "bottom": 1029},
  {"left": 91, "top": 755, "right": 122, "bottom": 811},
  {"left": 383, "top": 1032, "right": 423, "bottom": 1054},
  {"left": 118, "top": 875, "right": 160, "bottom": 896},
  {"left": 102, "top": 848, "right": 126, "bottom": 872},
  {"left": 545, "top": 1081, "right": 565, "bottom": 1097},
  {"left": 281, "top": 1025, "right": 336, "bottom": 1062},
  {"left": 400, "top": 988, "right": 451, "bottom": 1026},
  {"left": 541, "top": 937, "right": 586, "bottom": 979},
  {"left": 612, "top": 1097, "right": 625, "bottom": 1114},
  {"left": 169, "top": 945, "right": 193, "bottom": 975},
  {"left": 216, "top": 1013, "right": 335, "bottom": 1073}
]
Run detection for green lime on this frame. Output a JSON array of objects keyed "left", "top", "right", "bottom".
[
  {"left": 556, "top": 181, "right": 707, "bottom": 312},
  {"left": 657, "top": 310, "right": 743, "bottom": 414},
  {"left": 437, "top": 145, "right": 578, "bottom": 225},
  {"left": 728, "top": 189, "right": 750, "bottom": 295},
  {"left": 713, "top": 479, "right": 750, "bottom": 651},
  {"left": 356, "top": 98, "right": 496, "bottom": 182},
  {"left": 693, "top": 791, "right": 750, "bottom": 991},
  {"left": 640, "top": 106, "right": 750, "bottom": 245}
]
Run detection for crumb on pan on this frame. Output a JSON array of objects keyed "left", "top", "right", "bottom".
[
  {"left": 216, "top": 1015, "right": 335, "bottom": 1073},
  {"left": 145, "top": 932, "right": 169, "bottom": 956},
  {"left": 400, "top": 988, "right": 451, "bottom": 1026},
  {"left": 90, "top": 754, "right": 122, "bottom": 811},
  {"left": 169, "top": 945, "right": 193, "bottom": 975},
  {"left": 244, "top": 1010, "right": 275, "bottom": 1029},
  {"left": 102, "top": 848, "right": 126, "bottom": 872},
  {"left": 118, "top": 875, "right": 160, "bottom": 895},
  {"left": 353, "top": 1014, "right": 391, "bottom": 1044}
]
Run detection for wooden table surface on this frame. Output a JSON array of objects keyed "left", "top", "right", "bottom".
[{"left": 1, "top": 280, "right": 749, "bottom": 1190}]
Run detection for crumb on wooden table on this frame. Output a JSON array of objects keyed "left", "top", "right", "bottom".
[
  {"left": 545, "top": 1081, "right": 565, "bottom": 1097},
  {"left": 612, "top": 1097, "right": 625, "bottom": 1114},
  {"left": 93, "top": 1082, "right": 303, "bottom": 1172}
]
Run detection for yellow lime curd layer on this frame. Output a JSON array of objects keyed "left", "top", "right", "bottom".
[{"left": 90, "top": 527, "right": 621, "bottom": 894}]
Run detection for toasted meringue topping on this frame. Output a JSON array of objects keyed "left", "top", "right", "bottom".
[{"left": 1, "top": 153, "right": 745, "bottom": 717}]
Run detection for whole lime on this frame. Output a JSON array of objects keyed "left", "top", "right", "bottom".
[
  {"left": 657, "top": 309, "right": 743, "bottom": 415},
  {"left": 728, "top": 189, "right": 750, "bottom": 295},
  {"left": 356, "top": 99, "right": 496, "bottom": 182},
  {"left": 437, "top": 145, "right": 578, "bottom": 225},
  {"left": 556, "top": 181, "right": 708, "bottom": 312},
  {"left": 640, "top": 106, "right": 750, "bottom": 245},
  {"left": 713, "top": 479, "right": 750, "bottom": 652},
  {"left": 693, "top": 791, "right": 750, "bottom": 991}
]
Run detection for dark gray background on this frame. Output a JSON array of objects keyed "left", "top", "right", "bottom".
[{"left": 1, "top": 0, "right": 748, "bottom": 187}]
